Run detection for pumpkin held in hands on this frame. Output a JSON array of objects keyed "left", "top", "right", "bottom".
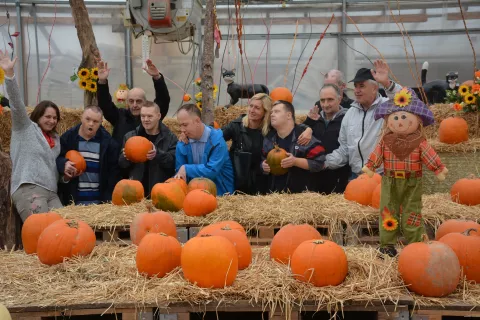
[
  {"left": 65, "top": 150, "right": 87, "bottom": 174},
  {"left": 211, "top": 226, "right": 252, "bottom": 269},
  {"left": 187, "top": 177, "right": 217, "bottom": 197},
  {"left": 438, "top": 117, "right": 468, "bottom": 144},
  {"left": 151, "top": 182, "right": 185, "bottom": 212},
  {"left": 112, "top": 179, "right": 144, "bottom": 205},
  {"left": 266, "top": 145, "right": 289, "bottom": 176},
  {"left": 124, "top": 136, "right": 152, "bottom": 163},
  {"left": 22, "top": 212, "right": 63, "bottom": 254},
  {"left": 130, "top": 205, "right": 177, "bottom": 245},
  {"left": 435, "top": 219, "right": 480, "bottom": 240},
  {"left": 183, "top": 189, "right": 217, "bottom": 217},
  {"left": 136, "top": 232, "right": 182, "bottom": 278},
  {"left": 450, "top": 176, "right": 480, "bottom": 206},
  {"left": 270, "top": 224, "right": 322, "bottom": 264}
]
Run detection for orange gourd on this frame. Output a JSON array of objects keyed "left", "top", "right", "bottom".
[
  {"left": 358, "top": 173, "right": 382, "bottom": 185},
  {"left": 270, "top": 87, "right": 293, "bottom": 103},
  {"left": 211, "top": 226, "right": 252, "bottom": 270},
  {"left": 270, "top": 224, "right": 322, "bottom": 264},
  {"left": 165, "top": 177, "right": 188, "bottom": 194},
  {"left": 187, "top": 177, "right": 217, "bottom": 197},
  {"left": 266, "top": 145, "right": 289, "bottom": 176},
  {"left": 183, "top": 189, "right": 217, "bottom": 217},
  {"left": 435, "top": 219, "right": 480, "bottom": 240},
  {"left": 21, "top": 212, "right": 63, "bottom": 254},
  {"left": 65, "top": 150, "right": 87, "bottom": 174},
  {"left": 130, "top": 204, "right": 177, "bottom": 245},
  {"left": 151, "top": 182, "right": 185, "bottom": 212},
  {"left": 136, "top": 232, "right": 182, "bottom": 278},
  {"left": 112, "top": 179, "right": 144, "bottom": 205},
  {"left": 450, "top": 175, "right": 480, "bottom": 206},
  {"left": 344, "top": 177, "right": 378, "bottom": 206},
  {"left": 438, "top": 117, "right": 469, "bottom": 144},
  {"left": 197, "top": 221, "right": 246, "bottom": 236},
  {"left": 371, "top": 184, "right": 381, "bottom": 209},
  {"left": 124, "top": 136, "right": 152, "bottom": 163}
]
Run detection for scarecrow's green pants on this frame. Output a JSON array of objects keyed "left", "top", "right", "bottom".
[{"left": 379, "top": 176, "right": 425, "bottom": 247}]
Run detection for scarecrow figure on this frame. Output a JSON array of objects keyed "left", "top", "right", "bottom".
[
  {"left": 362, "top": 87, "right": 448, "bottom": 258},
  {"left": 114, "top": 84, "right": 129, "bottom": 109}
]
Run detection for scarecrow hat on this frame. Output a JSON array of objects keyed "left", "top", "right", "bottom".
[{"left": 374, "top": 87, "right": 435, "bottom": 127}]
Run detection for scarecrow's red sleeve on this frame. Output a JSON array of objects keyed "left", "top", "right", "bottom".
[
  {"left": 419, "top": 140, "right": 445, "bottom": 175},
  {"left": 365, "top": 139, "right": 384, "bottom": 171}
]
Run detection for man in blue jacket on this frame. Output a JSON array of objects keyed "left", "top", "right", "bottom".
[{"left": 174, "top": 104, "right": 234, "bottom": 195}]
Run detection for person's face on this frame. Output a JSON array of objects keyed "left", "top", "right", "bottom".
[
  {"left": 387, "top": 111, "right": 420, "bottom": 135},
  {"left": 319, "top": 87, "right": 341, "bottom": 116},
  {"left": 270, "top": 104, "right": 291, "bottom": 129},
  {"left": 248, "top": 99, "right": 266, "bottom": 122},
  {"left": 140, "top": 106, "right": 161, "bottom": 131},
  {"left": 177, "top": 110, "right": 201, "bottom": 139},
  {"left": 354, "top": 80, "right": 378, "bottom": 106},
  {"left": 127, "top": 88, "right": 145, "bottom": 116},
  {"left": 324, "top": 74, "right": 345, "bottom": 93},
  {"left": 80, "top": 109, "right": 103, "bottom": 139},
  {"left": 37, "top": 107, "right": 58, "bottom": 133}
]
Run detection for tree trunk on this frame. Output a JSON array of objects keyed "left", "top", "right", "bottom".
[
  {"left": 200, "top": 0, "right": 215, "bottom": 125},
  {"left": 69, "top": 0, "right": 100, "bottom": 107}
]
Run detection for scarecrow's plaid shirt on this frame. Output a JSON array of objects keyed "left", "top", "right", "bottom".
[{"left": 365, "top": 138, "right": 445, "bottom": 175}]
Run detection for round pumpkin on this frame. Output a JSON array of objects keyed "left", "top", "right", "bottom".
[
  {"left": 37, "top": 219, "right": 96, "bottom": 265},
  {"left": 181, "top": 235, "right": 238, "bottom": 288},
  {"left": 344, "top": 177, "right": 378, "bottom": 206},
  {"left": 65, "top": 150, "right": 87, "bottom": 174},
  {"left": 165, "top": 177, "right": 188, "bottom": 194},
  {"left": 183, "top": 94, "right": 192, "bottom": 102},
  {"left": 438, "top": 117, "right": 469, "bottom": 144},
  {"left": 270, "top": 224, "right": 322, "bottom": 264},
  {"left": 461, "top": 80, "right": 474, "bottom": 87},
  {"left": 211, "top": 226, "right": 252, "bottom": 270},
  {"left": 435, "top": 219, "right": 480, "bottom": 240},
  {"left": 197, "top": 221, "right": 246, "bottom": 236},
  {"left": 371, "top": 184, "right": 381, "bottom": 209},
  {"left": 22, "top": 212, "right": 63, "bottom": 254},
  {"left": 270, "top": 87, "right": 293, "bottom": 103},
  {"left": 112, "top": 179, "right": 144, "bottom": 205},
  {"left": 0, "top": 304, "right": 12, "bottom": 320},
  {"left": 398, "top": 237, "right": 460, "bottom": 297},
  {"left": 358, "top": 173, "right": 382, "bottom": 185},
  {"left": 136, "top": 232, "right": 182, "bottom": 278},
  {"left": 439, "top": 229, "right": 480, "bottom": 283},
  {"left": 266, "top": 145, "right": 289, "bottom": 176},
  {"left": 130, "top": 205, "right": 177, "bottom": 245},
  {"left": 291, "top": 239, "right": 348, "bottom": 287},
  {"left": 183, "top": 189, "right": 217, "bottom": 217},
  {"left": 450, "top": 175, "right": 480, "bottom": 206},
  {"left": 187, "top": 177, "right": 217, "bottom": 197},
  {"left": 124, "top": 136, "right": 152, "bottom": 163},
  {"left": 151, "top": 182, "right": 185, "bottom": 212}
]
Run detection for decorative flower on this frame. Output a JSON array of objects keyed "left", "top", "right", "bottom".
[
  {"left": 382, "top": 217, "right": 398, "bottom": 231},
  {"left": 86, "top": 80, "right": 97, "bottom": 93},
  {"left": 393, "top": 89, "right": 412, "bottom": 107},
  {"left": 78, "top": 68, "right": 90, "bottom": 80},
  {"left": 79, "top": 79, "right": 88, "bottom": 90},
  {"left": 183, "top": 93, "right": 192, "bottom": 102},
  {"left": 195, "top": 91, "right": 203, "bottom": 101},
  {"left": 0, "top": 68, "right": 4, "bottom": 85},
  {"left": 453, "top": 103, "right": 463, "bottom": 111},
  {"left": 194, "top": 77, "right": 202, "bottom": 86},
  {"left": 464, "top": 93, "right": 476, "bottom": 105},
  {"left": 475, "top": 70, "right": 480, "bottom": 79},
  {"left": 90, "top": 67, "right": 99, "bottom": 80},
  {"left": 196, "top": 102, "right": 202, "bottom": 111},
  {"left": 458, "top": 85, "right": 470, "bottom": 96},
  {"left": 471, "top": 84, "right": 480, "bottom": 94}
]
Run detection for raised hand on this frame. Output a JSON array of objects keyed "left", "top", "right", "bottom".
[
  {"left": 0, "top": 50, "right": 17, "bottom": 77},
  {"left": 371, "top": 59, "right": 391, "bottom": 88},
  {"left": 143, "top": 59, "right": 161, "bottom": 79},
  {"left": 96, "top": 59, "right": 110, "bottom": 81},
  {"left": 307, "top": 105, "right": 320, "bottom": 121}
]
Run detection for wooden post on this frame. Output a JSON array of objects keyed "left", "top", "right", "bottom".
[{"left": 200, "top": 0, "right": 215, "bottom": 126}]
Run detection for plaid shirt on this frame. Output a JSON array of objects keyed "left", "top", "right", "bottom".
[{"left": 366, "top": 139, "right": 445, "bottom": 175}]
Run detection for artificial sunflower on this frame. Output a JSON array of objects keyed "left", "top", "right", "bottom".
[
  {"left": 382, "top": 217, "right": 398, "bottom": 231},
  {"left": 458, "top": 85, "right": 470, "bottom": 96},
  {"left": 196, "top": 102, "right": 202, "bottom": 111},
  {"left": 90, "top": 67, "right": 99, "bottom": 80},
  {"left": 464, "top": 93, "right": 477, "bottom": 105},
  {"left": 79, "top": 79, "right": 88, "bottom": 90},
  {"left": 78, "top": 68, "right": 90, "bottom": 80},
  {"left": 194, "top": 77, "right": 202, "bottom": 86},
  {"left": 393, "top": 89, "right": 412, "bottom": 107},
  {"left": 0, "top": 67, "right": 5, "bottom": 85},
  {"left": 195, "top": 91, "right": 203, "bottom": 101},
  {"left": 86, "top": 80, "right": 97, "bottom": 93},
  {"left": 453, "top": 103, "right": 463, "bottom": 111}
]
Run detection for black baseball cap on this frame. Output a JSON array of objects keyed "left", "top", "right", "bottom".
[{"left": 349, "top": 68, "right": 375, "bottom": 83}]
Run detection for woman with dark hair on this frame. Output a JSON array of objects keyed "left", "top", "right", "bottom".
[{"left": 0, "top": 50, "right": 63, "bottom": 221}]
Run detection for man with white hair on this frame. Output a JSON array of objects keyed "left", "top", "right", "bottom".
[{"left": 315, "top": 69, "right": 354, "bottom": 109}]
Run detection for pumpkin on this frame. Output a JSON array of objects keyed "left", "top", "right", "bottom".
[
  {"left": 22, "top": 212, "right": 63, "bottom": 254},
  {"left": 181, "top": 235, "right": 238, "bottom": 288},
  {"left": 270, "top": 224, "right": 322, "bottom": 264},
  {"left": 165, "top": 177, "right": 188, "bottom": 194},
  {"left": 291, "top": 239, "right": 348, "bottom": 287},
  {"left": 0, "top": 304, "right": 12, "bottom": 320},
  {"left": 197, "top": 221, "right": 246, "bottom": 236},
  {"left": 344, "top": 177, "right": 378, "bottom": 206},
  {"left": 124, "top": 136, "right": 153, "bottom": 163},
  {"left": 438, "top": 117, "right": 469, "bottom": 144},
  {"left": 112, "top": 179, "right": 144, "bottom": 205},
  {"left": 130, "top": 204, "right": 177, "bottom": 245},
  {"left": 210, "top": 226, "right": 252, "bottom": 270},
  {"left": 358, "top": 173, "right": 382, "bottom": 185},
  {"left": 266, "top": 145, "right": 289, "bottom": 176},
  {"left": 187, "top": 177, "right": 217, "bottom": 197},
  {"left": 37, "top": 219, "right": 96, "bottom": 265},
  {"left": 439, "top": 229, "right": 480, "bottom": 283},
  {"left": 65, "top": 150, "right": 87, "bottom": 174},
  {"left": 151, "top": 182, "right": 185, "bottom": 212},
  {"left": 461, "top": 80, "right": 474, "bottom": 87},
  {"left": 213, "top": 121, "right": 220, "bottom": 129},
  {"left": 398, "top": 236, "right": 460, "bottom": 297},
  {"left": 183, "top": 189, "right": 217, "bottom": 217},
  {"left": 270, "top": 87, "right": 293, "bottom": 103},
  {"left": 450, "top": 175, "right": 480, "bottom": 206},
  {"left": 136, "top": 232, "right": 182, "bottom": 278},
  {"left": 435, "top": 219, "right": 480, "bottom": 240},
  {"left": 371, "top": 184, "right": 381, "bottom": 209}
]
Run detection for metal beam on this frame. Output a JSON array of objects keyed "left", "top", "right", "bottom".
[
  {"left": 124, "top": 28, "right": 132, "bottom": 88},
  {"left": 15, "top": 0, "right": 26, "bottom": 103},
  {"left": 33, "top": 3, "right": 41, "bottom": 101}
]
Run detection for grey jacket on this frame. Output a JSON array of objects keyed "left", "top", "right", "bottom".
[{"left": 7, "top": 76, "right": 60, "bottom": 194}]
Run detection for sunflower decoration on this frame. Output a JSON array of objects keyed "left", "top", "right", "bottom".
[
  {"left": 464, "top": 93, "right": 477, "bottom": 105},
  {"left": 382, "top": 217, "right": 399, "bottom": 231},
  {"left": 77, "top": 68, "right": 90, "bottom": 80},
  {"left": 458, "top": 85, "right": 470, "bottom": 97},
  {"left": 0, "top": 67, "right": 5, "bottom": 85},
  {"left": 453, "top": 103, "right": 463, "bottom": 111},
  {"left": 90, "top": 67, "right": 99, "bottom": 80},
  {"left": 393, "top": 88, "right": 412, "bottom": 107},
  {"left": 194, "top": 77, "right": 202, "bottom": 86},
  {"left": 86, "top": 80, "right": 97, "bottom": 93},
  {"left": 79, "top": 79, "right": 88, "bottom": 90},
  {"left": 196, "top": 102, "right": 202, "bottom": 111},
  {"left": 195, "top": 91, "right": 203, "bottom": 102}
]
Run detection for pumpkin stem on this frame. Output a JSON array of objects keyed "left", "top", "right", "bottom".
[
  {"left": 146, "top": 202, "right": 156, "bottom": 213},
  {"left": 421, "top": 234, "right": 430, "bottom": 243},
  {"left": 221, "top": 225, "right": 232, "bottom": 231},
  {"left": 159, "top": 232, "right": 168, "bottom": 237},
  {"left": 467, "top": 174, "right": 476, "bottom": 179},
  {"left": 66, "top": 219, "right": 79, "bottom": 229},
  {"left": 462, "top": 228, "right": 479, "bottom": 236},
  {"left": 312, "top": 240, "right": 325, "bottom": 245},
  {"left": 199, "top": 234, "right": 213, "bottom": 238}
]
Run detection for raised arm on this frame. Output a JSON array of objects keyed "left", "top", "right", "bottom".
[
  {"left": 144, "top": 59, "right": 170, "bottom": 120},
  {"left": 96, "top": 59, "right": 120, "bottom": 126}
]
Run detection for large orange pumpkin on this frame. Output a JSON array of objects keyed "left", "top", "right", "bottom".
[
  {"left": 124, "top": 136, "right": 152, "bottom": 163},
  {"left": 65, "top": 150, "right": 87, "bottom": 174},
  {"left": 270, "top": 87, "right": 293, "bottom": 103},
  {"left": 398, "top": 237, "right": 460, "bottom": 297},
  {"left": 435, "top": 219, "right": 480, "bottom": 240},
  {"left": 197, "top": 221, "right": 246, "bottom": 236},
  {"left": 266, "top": 145, "right": 289, "bottom": 176},
  {"left": 371, "top": 184, "right": 381, "bottom": 209},
  {"left": 151, "top": 182, "right": 185, "bottom": 212},
  {"left": 181, "top": 235, "right": 238, "bottom": 288},
  {"left": 187, "top": 177, "right": 217, "bottom": 197},
  {"left": 358, "top": 173, "right": 382, "bottom": 185},
  {"left": 130, "top": 205, "right": 177, "bottom": 245},
  {"left": 439, "top": 229, "right": 480, "bottom": 283},
  {"left": 112, "top": 179, "right": 144, "bottom": 205},
  {"left": 438, "top": 117, "right": 469, "bottom": 144},
  {"left": 22, "top": 212, "right": 63, "bottom": 254},
  {"left": 37, "top": 219, "right": 96, "bottom": 265},
  {"left": 291, "top": 239, "right": 348, "bottom": 287},
  {"left": 270, "top": 224, "right": 322, "bottom": 264},
  {"left": 183, "top": 189, "right": 217, "bottom": 217},
  {"left": 344, "top": 177, "right": 378, "bottom": 206},
  {"left": 136, "top": 232, "right": 182, "bottom": 278},
  {"left": 211, "top": 226, "right": 252, "bottom": 270},
  {"left": 450, "top": 176, "right": 480, "bottom": 206},
  {"left": 461, "top": 80, "right": 474, "bottom": 87},
  {"left": 166, "top": 177, "right": 188, "bottom": 194}
]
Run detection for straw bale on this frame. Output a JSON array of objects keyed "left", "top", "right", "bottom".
[
  {"left": 429, "top": 138, "right": 480, "bottom": 153},
  {"left": 425, "top": 104, "right": 480, "bottom": 140}
]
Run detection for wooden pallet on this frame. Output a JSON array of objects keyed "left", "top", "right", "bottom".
[
  {"left": 10, "top": 307, "right": 155, "bottom": 320},
  {"left": 94, "top": 227, "right": 190, "bottom": 245},
  {"left": 411, "top": 305, "right": 480, "bottom": 319}
]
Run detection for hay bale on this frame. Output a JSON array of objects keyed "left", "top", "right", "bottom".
[{"left": 425, "top": 104, "right": 480, "bottom": 140}]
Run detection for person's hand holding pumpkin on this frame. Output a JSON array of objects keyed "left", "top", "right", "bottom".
[
  {"left": 64, "top": 161, "right": 78, "bottom": 180},
  {"left": 281, "top": 153, "right": 296, "bottom": 168},
  {"left": 146, "top": 143, "right": 156, "bottom": 161},
  {"left": 262, "top": 160, "right": 270, "bottom": 173}
]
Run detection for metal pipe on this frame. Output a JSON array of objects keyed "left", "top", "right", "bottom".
[
  {"left": 15, "top": 0, "right": 25, "bottom": 102},
  {"left": 33, "top": 3, "right": 41, "bottom": 101},
  {"left": 124, "top": 28, "right": 132, "bottom": 88}
]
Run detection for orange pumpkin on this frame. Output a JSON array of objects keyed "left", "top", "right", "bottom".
[
  {"left": 130, "top": 204, "right": 177, "bottom": 245},
  {"left": 291, "top": 239, "right": 348, "bottom": 287},
  {"left": 165, "top": 177, "right": 188, "bottom": 194},
  {"left": 124, "top": 136, "right": 152, "bottom": 163},
  {"left": 435, "top": 219, "right": 480, "bottom": 240},
  {"left": 438, "top": 117, "right": 468, "bottom": 144},
  {"left": 211, "top": 226, "right": 252, "bottom": 270},
  {"left": 65, "top": 150, "right": 87, "bottom": 174},
  {"left": 270, "top": 224, "right": 322, "bottom": 264},
  {"left": 136, "top": 232, "right": 182, "bottom": 278},
  {"left": 358, "top": 173, "right": 382, "bottom": 185},
  {"left": 197, "top": 221, "right": 246, "bottom": 236},
  {"left": 450, "top": 176, "right": 480, "bottom": 206},
  {"left": 37, "top": 219, "right": 96, "bottom": 265},
  {"left": 461, "top": 80, "right": 474, "bottom": 87},
  {"left": 22, "top": 212, "right": 63, "bottom": 254},
  {"left": 270, "top": 87, "right": 293, "bottom": 103},
  {"left": 344, "top": 177, "right": 378, "bottom": 206},
  {"left": 183, "top": 94, "right": 192, "bottom": 102},
  {"left": 371, "top": 184, "right": 381, "bottom": 209},
  {"left": 112, "top": 179, "right": 144, "bottom": 205},
  {"left": 181, "top": 235, "right": 238, "bottom": 288},
  {"left": 398, "top": 237, "right": 460, "bottom": 297},
  {"left": 187, "top": 177, "right": 217, "bottom": 197},
  {"left": 439, "top": 228, "right": 480, "bottom": 283},
  {"left": 266, "top": 145, "right": 289, "bottom": 176},
  {"left": 151, "top": 182, "right": 185, "bottom": 212},
  {"left": 183, "top": 189, "right": 217, "bottom": 217}
]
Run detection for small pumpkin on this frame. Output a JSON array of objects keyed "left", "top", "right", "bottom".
[
  {"left": 270, "top": 224, "right": 322, "bottom": 264},
  {"left": 183, "top": 189, "right": 217, "bottom": 217},
  {"left": 344, "top": 177, "right": 378, "bottom": 206},
  {"left": 358, "top": 173, "right": 382, "bottom": 185},
  {"left": 165, "top": 177, "right": 188, "bottom": 194},
  {"left": 130, "top": 204, "right": 177, "bottom": 245},
  {"left": 37, "top": 219, "right": 96, "bottom": 265},
  {"left": 450, "top": 175, "right": 480, "bottom": 206},
  {"left": 291, "top": 239, "right": 348, "bottom": 287},
  {"left": 151, "top": 182, "right": 185, "bottom": 212},
  {"left": 112, "top": 179, "right": 144, "bottom": 205},
  {"left": 136, "top": 232, "right": 182, "bottom": 278},
  {"left": 65, "top": 150, "right": 87, "bottom": 174},
  {"left": 124, "top": 136, "right": 153, "bottom": 163},
  {"left": 183, "top": 93, "right": 192, "bottom": 102},
  {"left": 0, "top": 304, "right": 12, "bottom": 320},
  {"left": 266, "top": 145, "right": 289, "bottom": 176},
  {"left": 371, "top": 184, "right": 381, "bottom": 209},
  {"left": 211, "top": 226, "right": 252, "bottom": 270},
  {"left": 22, "top": 212, "right": 63, "bottom": 254},
  {"left": 181, "top": 235, "right": 238, "bottom": 288},
  {"left": 197, "top": 221, "right": 246, "bottom": 236},
  {"left": 438, "top": 117, "right": 468, "bottom": 144},
  {"left": 435, "top": 219, "right": 480, "bottom": 240},
  {"left": 187, "top": 177, "right": 217, "bottom": 197},
  {"left": 270, "top": 87, "right": 293, "bottom": 103}
]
